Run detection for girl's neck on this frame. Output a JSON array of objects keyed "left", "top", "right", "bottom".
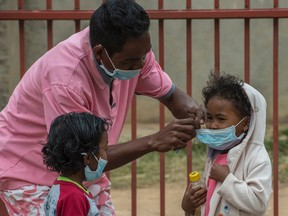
[
  {"left": 58, "top": 175, "right": 89, "bottom": 194},
  {"left": 62, "top": 170, "right": 85, "bottom": 186}
]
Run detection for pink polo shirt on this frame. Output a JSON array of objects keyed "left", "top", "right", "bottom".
[{"left": 0, "top": 27, "right": 173, "bottom": 190}]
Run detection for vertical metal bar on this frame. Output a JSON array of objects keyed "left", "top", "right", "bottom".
[
  {"left": 74, "top": 0, "right": 81, "bottom": 32},
  {"left": 18, "top": 0, "right": 25, "bottom": 77},
  {"left": 46, "top": 0, "right": 53, "bottom": 50},
  {"left": 244, "top": 0, "right": 250, "bottom": 83},
  {"left": 186, "top": 0, "right": 193, "bottom": 185},
  {"left": 214, "top": 0, "right": 220, "bottom": 74},
  {"left": 273, "top": 2, "right": 279, "bottom": 216},
  {"left": 158, "top": 1, "right": 165, "bottom": 216},
  {"left": 131, "top": 96, "right": 137, "bottom": 216}
]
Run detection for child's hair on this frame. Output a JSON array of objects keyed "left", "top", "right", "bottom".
[
  {"left": 42, "top": 112, "right": 110, "bottom": 176},
  {"left": 202, "top": 72, "right": 251, "bottom": 117}
]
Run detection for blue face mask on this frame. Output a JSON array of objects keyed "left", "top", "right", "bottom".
[
  {"left": 100, "top": 49, "right": 141, "bottom": 80},
  {"left": 195, "top": 117, "right": 246, "bottom": 150},
  {"left": 83, "top": 153, "right": 108, "bottom": 181}
]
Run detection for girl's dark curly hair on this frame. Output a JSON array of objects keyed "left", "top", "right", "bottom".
[
  {"left": 42, "top": 112, "right": 110, "bottom": 176},
  {"left": 202, "top": 72, "right": 251, "bottom": 117}
]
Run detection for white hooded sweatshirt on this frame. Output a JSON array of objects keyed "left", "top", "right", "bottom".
[{"left": 202, "top": 83, "right": 272, "bottom": 216}]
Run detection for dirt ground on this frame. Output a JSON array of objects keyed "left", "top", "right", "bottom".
[{"left": 111, "top": 183, "right": 288, "bottom": 216}]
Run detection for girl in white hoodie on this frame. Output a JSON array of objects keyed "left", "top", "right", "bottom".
[{"left": 182, "top": 73, "right": 272, "bottom": 216}]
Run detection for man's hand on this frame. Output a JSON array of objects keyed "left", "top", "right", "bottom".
[
  {"left": 160, "top": 87, "right": 205, "bottom": 124},
  {"left": 148, "top": 118, "right": 200, "bottom": 152},
  {"left": 184, "top": 100, "right": 205, "bottom": 124},
  {"left": 209, "top": 164, "right": 230, "bottom": 182},
  {"left": 181, "top": 183, "right": 207, "bottom": 214}
]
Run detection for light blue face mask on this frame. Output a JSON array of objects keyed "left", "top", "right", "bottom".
[
  {"left": 100, "top": 49, "right": 141, "bottom": 80},
  {"left": 82, "top": 153, "right": 108, "bottom": 181},
  {"left": 195, "top": 117, "right": 246, "bottom": 151}
]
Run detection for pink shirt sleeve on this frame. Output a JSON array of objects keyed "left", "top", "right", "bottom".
[{"left": 135, "top": 50, "right": 173, "bottom": 99}]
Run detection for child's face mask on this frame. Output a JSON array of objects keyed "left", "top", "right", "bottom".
[
  {"left": 195, "top": 117, "right": 246, "bottom": 150},
  {"left": 83, "top": 153, "right": 108, "bottom": 181}
]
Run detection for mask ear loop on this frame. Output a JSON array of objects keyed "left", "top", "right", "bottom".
[
  {"left": 81, "top": 152, "right": 89, "bottom": 166},
  {"left": 81, "top": 152, "right": 99, "bottom": 161},
  {"left": 235, "top": 116, "right": 247, "bottom": 128},
  {"left": 91, "top": 152, "right": 99, "bottom": 162},
  {"left": 92, "top": 152, "right": 106, "bottom": 175},
  {"left": 103, "top": 48, "right": 117, "bottom": 70}
]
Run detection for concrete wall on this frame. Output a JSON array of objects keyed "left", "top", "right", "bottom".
[
  {"left": 0, "top": 0, "right": 19, "bottom": 108},
  {"left": 0, "top": 0, "right": 287, "bottom": 124}
]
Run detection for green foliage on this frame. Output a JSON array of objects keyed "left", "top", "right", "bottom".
[
  {"left": 265, "top": 128, "right": 288, "bottom": 184},
  {"left": 265, "top": 129, "right": 288, "bottom": 155}
]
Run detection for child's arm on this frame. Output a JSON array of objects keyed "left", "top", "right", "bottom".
[
  {"left": 181, "top": 183, "right": 207, "bottom": 215},
  {"left": 210, "top": 150, "right": 272, "bottom": 215}
]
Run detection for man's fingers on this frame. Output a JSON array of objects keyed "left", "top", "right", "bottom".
[
  {"left": 154, "top": 117, "right": 201, "bottom": 152},
  {"left": 198, "top": 104, "right": 206, "bottom": 115},
  {"left": 172, "top": 118, "right": 200, "bottom": 134}
]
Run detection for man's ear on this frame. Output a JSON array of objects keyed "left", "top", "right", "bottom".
[
  {"left": 243, "top": 116, "right": 250, "bottom": 132},
  {"left": 93, "top": 44, "right": 104, "bottom": 61}
]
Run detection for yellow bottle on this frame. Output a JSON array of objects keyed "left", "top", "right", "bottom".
[
  {"left": 189, "top": 171, "right": 204, "bottom": 216},
  {"left": 189, "top": 171, "right": 204, "bottom": 187}
]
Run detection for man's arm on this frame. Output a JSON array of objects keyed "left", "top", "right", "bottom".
[
  {"left": 105, "top": 118, "right": 199, "bottom": 171},
  {"left": 105, "top": 86, "right": 204, "bottom": 171},
  {"left": 159, "top": 86, "right": 204, "bottom": 121}
]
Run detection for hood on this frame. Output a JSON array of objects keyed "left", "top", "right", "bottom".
[
  {"left": 225, "top": 83, "right": 267, "bottom": 174},
  {"left": 242, "top": 83, "right": 267, "bottom": 145}
]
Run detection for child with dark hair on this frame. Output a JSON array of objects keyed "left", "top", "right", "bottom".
[
  {"left": 42, "top": 112, "right": 110, "bottom": 216},
  {"left": 182, "top": 73, "right": 272, "bottom": 216},
  {"left": 0, "top": 1, "right": 203, "bottom": 213}
]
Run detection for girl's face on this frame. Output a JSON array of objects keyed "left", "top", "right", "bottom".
[
  {"left": 86, "top": 131, "right": 108, "bottom": 171},
  {"left": 205, "top": 96, "right": 249, "bottom": 136},
  {"left": 98, "top": 131, "right": 108, "bottom": 161}
]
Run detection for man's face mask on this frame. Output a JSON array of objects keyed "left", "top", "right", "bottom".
[
  {"left": 195, "top": 117, "right": 247, "bottom": 151},
  {"left": 82, "top": 153, "right": 108, "bottom": 181},
  {"left": 100, "top": 48, "right": 141, "bottom": 80}
]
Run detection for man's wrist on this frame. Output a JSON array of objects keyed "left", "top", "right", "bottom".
[{"left": 185, "top": 212, "right": 195, "bottom": 216}]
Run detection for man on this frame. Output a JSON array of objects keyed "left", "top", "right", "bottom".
[{"left": 0, "top": 0, "right": 203, "bottom": 215}]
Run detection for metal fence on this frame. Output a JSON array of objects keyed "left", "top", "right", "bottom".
[{"left": 0, "top": 0, "right": 287, "bottom": 215}]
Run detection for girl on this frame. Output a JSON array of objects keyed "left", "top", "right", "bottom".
[
  {"left": 42, "top": 112, "right": 110, "bottom": 216},
  {"left": 182, "top": 73, "right": 272, "bottom": 216}
]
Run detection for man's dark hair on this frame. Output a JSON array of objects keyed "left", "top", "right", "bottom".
[
  {"left": 202, "top": 72, "right": 252, "bottom": 117},
  {"left": 42, "top": 112, "right": 110, "bottom": 176},
  {"left": 89, "top": 0, "right": 150, "bottom": 56}
]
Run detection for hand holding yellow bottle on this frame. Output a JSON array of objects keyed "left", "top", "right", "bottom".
[{"left": 182, "top": 171, "right": 207, "bottom": 216}]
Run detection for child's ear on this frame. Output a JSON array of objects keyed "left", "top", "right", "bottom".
[
  {"left": 243, "top": 116, "right": 250, "bottom": 132},
  {"left": 83, "top": 154, "right": 90, "bottom": 166}
]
